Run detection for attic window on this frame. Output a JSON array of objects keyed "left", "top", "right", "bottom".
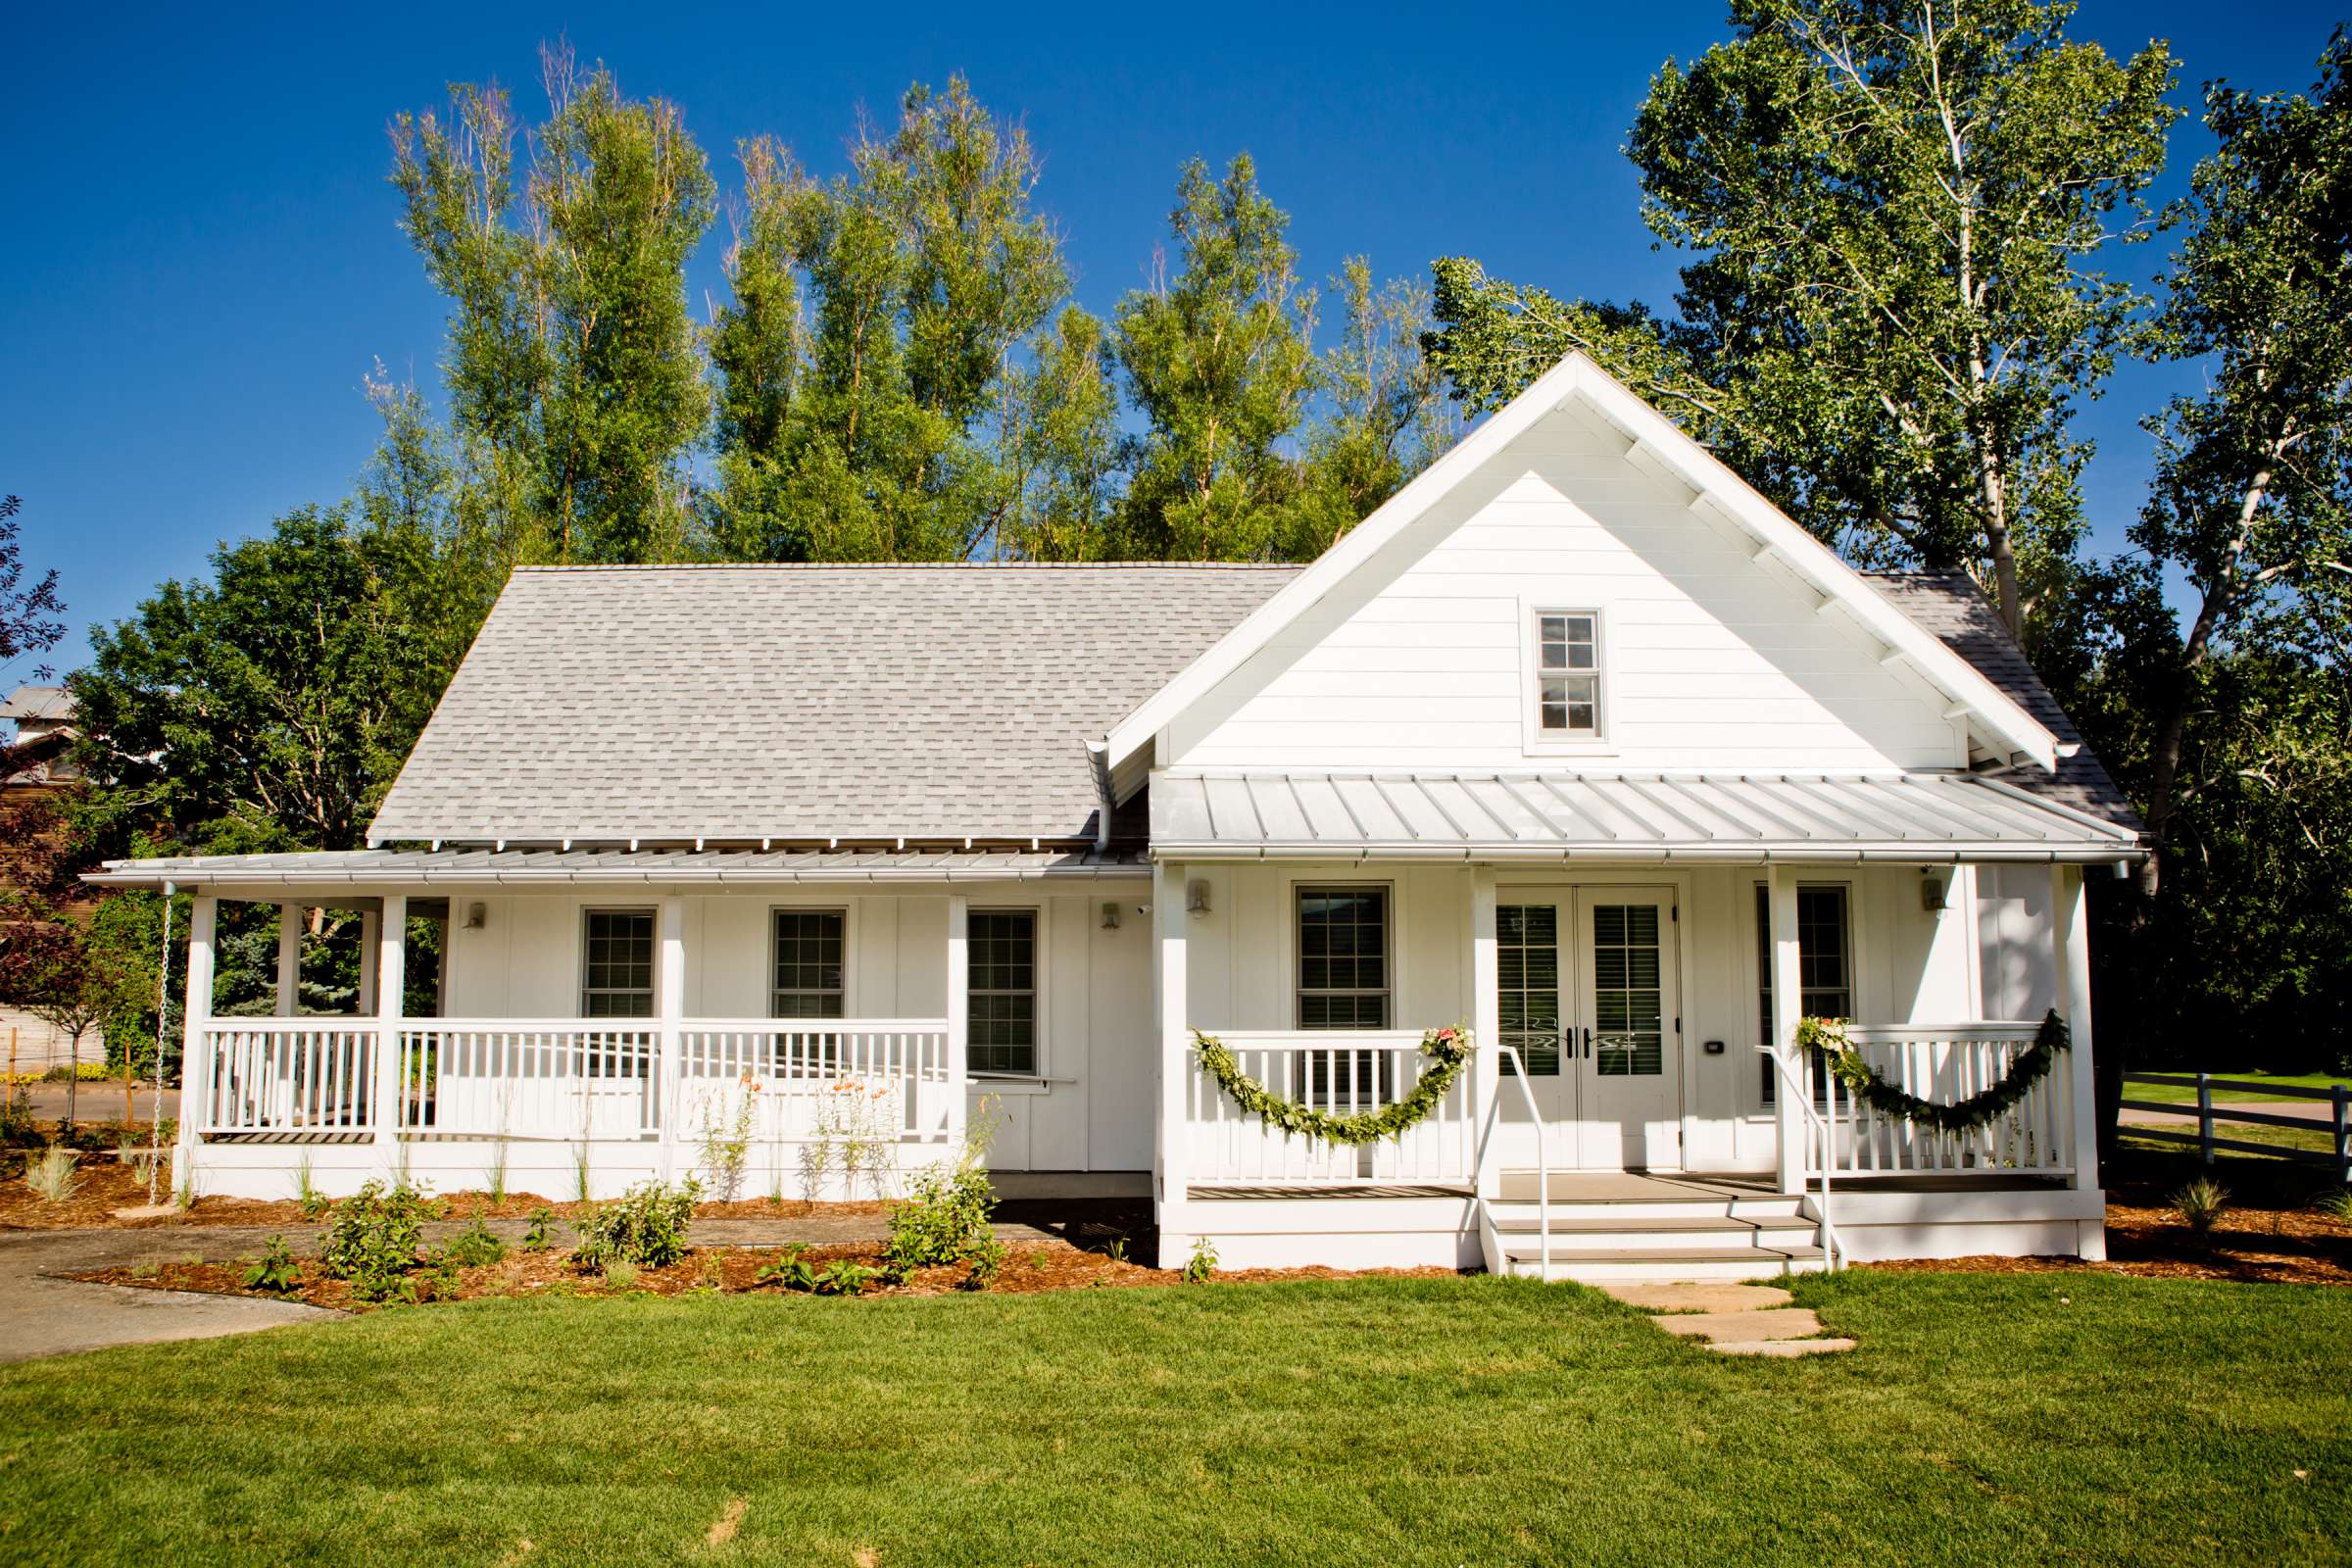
[{"left": 1534, "top": 612, "right": 1601, "bottom": 735}]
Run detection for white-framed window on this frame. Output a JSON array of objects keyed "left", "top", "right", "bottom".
[
  {"left": 968, "top": 909, "right": 1038, "bottom": 1076},
  {"left": 771, "top": 908, "right": 847, "bottom": 1019},
  {"left": 1530, "top": 609, "right": 1603, "bottom": 739},
  {"left": 1755, "top": 883, "right": 1852, "bottom": 1104},
  {"left": 1296, "top": 883, "right": 1395, "bottom": 1106},
  {"left": 581, "top": 907, "right": 656, "bottom": 1018}
]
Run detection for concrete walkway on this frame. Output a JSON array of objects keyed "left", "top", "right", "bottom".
[{"left": 0, "top": 1210, "right": 1084, "bottom": 1365}]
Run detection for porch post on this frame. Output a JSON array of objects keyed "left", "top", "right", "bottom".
[
  {"left": 657, "top": 894, "right": 685, "bottom": 1183},
  {"left": 357, "top": 908, "right": 380, "bottom": 1015},
  {"left": 373, "top": 894, "right": 407, "bottom": 1167},
  {"left": 1469, "top": 865, "right": 1501, "bottom": 1199},
  {"left": 1768, "top": 864, "right": 1805, "bottom": 1194},
  {"left": 177, "top": 893, "right": 218, "bottom": 1169},
  {"left": 946, "top": 895, "right": 969, "bottom": 1153},
  {"left": 273, "top": 905, "right": 301, "bottom": 1017},
  {"left": 1154, "top": 859, "right": 1189, "bottom": 1215},
  {"left": 2050, "top": 863, "right": 2102, "bottom": 1197}
]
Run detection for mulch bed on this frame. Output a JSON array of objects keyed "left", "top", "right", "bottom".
[
  {"left": 1863, "top": 1200, "right": 2352, "bottom": 1286},
  {"left": 67, "top": 1239, "right": 1458, "bottom": 1310}
]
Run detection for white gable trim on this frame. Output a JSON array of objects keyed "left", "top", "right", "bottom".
[{"left": 1102, "top": 353, "right": 2059, "bottom": 784}]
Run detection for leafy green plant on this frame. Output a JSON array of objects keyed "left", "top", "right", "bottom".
[
  {"left": 1102, "top": 1236, "right": 1128, "bottom": 1265},
  {"left": 695, "top": 1250, "right": 726, "bottom": 1291},
  {"left": 1182, "top": 1236, "right": 1218, "bottom": 1284},
  {"left": 756, "top": 1245, "right": 816, "bottom": 1293},
  {"left": 2171, "top": 1178, "right": 2231, "bottom": 1242},
  {"left": 441, "top": 1218, "right": 507, "bottom": 1269},
  {"left": 602, "top": 1259, "right": 640, "bottom": 1292},
  {"left": 23, "top": 1146, "right": 78, "bottom": 1203},
  {"left": 959, "top": 1233, "right": 1008, "bottom": 1292},
  {"left": 574, "top": 1178, "right": 700, "bottom": 1271},
  {"left": 242, "top": 1236, "right": 301, "bottom": 1295},
  {"left": 698, "top": 1084, "right": 758, "bottom": 1201},
  {"left": 0, "top": 1087, "right": 33, "bottom": 1146},
  {"left": 885, "top": 1158, "right": 996, "bottom": 1273},
  {"left": 520, "top": 1206, "right": 556, "bottom": 1252},
  {"left": 812, "top": 1259, "right": 878, "bottom": 1297},
  {"left": 319, "top": 1179, "right": 433, "bottom": 1301}
]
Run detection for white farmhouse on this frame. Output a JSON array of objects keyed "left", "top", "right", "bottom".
[{"left": 91, "top": 355, "right": 2140, "bottom": 1280}]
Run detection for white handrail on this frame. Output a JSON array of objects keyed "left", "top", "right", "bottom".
[
  {"left": 1491, "top": 1045, "right": 1551, "bottom": 1284},
  {"left": 1759, "top": 1045, "right": 1841, "bottom": 1271}
]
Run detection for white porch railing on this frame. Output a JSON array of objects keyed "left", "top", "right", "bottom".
[
  {"left": 197, "top": 1018, "right": 380, "bottom": 1137},
  {"left": 1805, "top": 1022, "right": 2073, "bottom": 1179},
  {"left": 195, "top": 1017, "right": 953, "bottom": 1147},
  {"left": 1185, "top": 1031, "right": 1477, "bottom": 1187}
]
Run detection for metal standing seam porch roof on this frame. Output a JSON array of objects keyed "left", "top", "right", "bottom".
[{"left": 1149, "top": 770, "right": 2143, "bottom": 864}]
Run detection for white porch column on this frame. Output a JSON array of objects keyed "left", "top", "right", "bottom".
[
  {"left": 1768, "top": 864, "right": 1806, "bottom": 1194},
  {"left": 2050, "top": 863, "right": 2102, "bottom": 1200},
  {"left": 946, "top": 895, "right": 970, "bottom": 1153},
  {"left": 1469, "top": 865, "right": 1501, "bottom": 1199},
  {"left": 273, "top": 904, "right": 301, "bottom": 1017},
  {"left": 372, "top": 894, "right": 407, "bottom": 1166},
  {"left": 1154, "top": 859, "right": 1189, "bottom": 1215},
  {"left": 357, "top": 908, "right": 380, "bottom": 1015},
  {"left": 657, "top": 894, "right": 685, "bottom": 1183},
  {"left": 177, "top": 893, "right": 218, "bottom": 1168}
]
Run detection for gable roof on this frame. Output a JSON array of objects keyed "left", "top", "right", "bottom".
[
  {"left": 368, "top": 564, "right": 1298, "bottom": 849},
  {"left": 1864, "top": 570, "right": 2139, "bottom": 829},
  {"left": 1098, "top": 353, "right": 2062, "bottom": 791}
]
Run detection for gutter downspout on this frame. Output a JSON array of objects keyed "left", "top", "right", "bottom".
[{"left": 1086, "top": 740, "right": 1115, "bottom": 854}]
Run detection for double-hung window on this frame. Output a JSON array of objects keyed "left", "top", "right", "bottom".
[
  {"left": 772, "top": 909, "right": 847, "bottom": 1074},
  {"left": 1756, "top": 884, "right": 1852, "bottom": 1103},
  {"left": 580, "top": 907, "right": 655, "bottom": 1078},
  {"left": 967, "top": 909, "right": 1038, "bottom": 1076},
  {"left": 1297, "top": 885, "right": 1391, "bottom": 1106},
  {"left": 1533, "top": 611, "right": 1602, "bottom": 737}
]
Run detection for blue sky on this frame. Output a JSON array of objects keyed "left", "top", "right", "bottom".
[{"left": 1, "top": 0, "right": 2340, "bottom": 676}]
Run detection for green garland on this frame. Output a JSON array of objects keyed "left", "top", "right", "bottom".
[
  {"left": 1795, "top": 1010, "right": 2070, "bottom": 1135},
  {"left": 1191, "top": 1026, "right": 1474, "bottom": 1146}
]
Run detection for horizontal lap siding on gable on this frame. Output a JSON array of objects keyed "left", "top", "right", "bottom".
[{"left": 1170, "top": 409, "right": 1963, "bottom": 773}]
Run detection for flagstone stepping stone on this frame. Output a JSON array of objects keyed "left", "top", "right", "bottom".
[{"left": 1603, "top": 1279, "right": 1854, "bottom": 1354}]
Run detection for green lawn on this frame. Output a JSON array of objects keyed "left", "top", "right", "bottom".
[
  {"left": 2124, "top": 1069, "right": 2352, "bottom": 1105},
  {"left": 0, "top": 1274, "right": 2345, "bottom": 1566}
]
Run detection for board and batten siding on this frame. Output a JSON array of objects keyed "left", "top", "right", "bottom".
[
  {"left": 440, "top": 887, "right": 1154, "bottom": 1172},
  {"left": 1167, "top": 401, "right": 1968, "bottom": 772}
]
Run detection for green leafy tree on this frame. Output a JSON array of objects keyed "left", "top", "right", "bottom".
[
  {"left": 1427, "top": 0, "right": 2177, "bottom": 635},
  {"left": 996, "top": 305, "right": 1124, "bottom": 560},
  {"left": 708, "top": 77, "right": 1068, "bottom": 562},
  {"left": 392, "top": 46, "right": 716, "bottom": 564},
  {"left": 1114, "top": 155, "right": 1321, "bottom": 560},
  {"left": 1285, "top": 260, "right": 1456, "bottom": 558},
  {"left": 72, "top": 507, "right": 456, "bottom": 855}
]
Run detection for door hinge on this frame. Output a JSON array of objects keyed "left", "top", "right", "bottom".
[{"left": 1671, "top": 905, "right": 1680, "bottom": 921}]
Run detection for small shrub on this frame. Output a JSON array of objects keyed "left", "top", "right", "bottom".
[
  {"left": 520, "top": 1206, "right": 556, "bottom": 1252},
  {"left": 1182, "top": 1236, "right": 1219, "bottom": 1284},
  {"left": 602, "top": 1259, "right": 640, "bottom": 1292},
  {"left": 1102, "top": 1236, "right": 1128, "bottom": 1265},
  {"left": 574, "top": 1178, "right": 700, "bottom": 1271},
  {"left": 242, "top": 1236, "right": 301, "bottom": 1295},
  {"left": 886, "top": 1160, "right": 996, "bottom": 1273},
  {"left": 812, "top": 1259, "right": 878, "bottom": 1297},
  {"left": 2171, "top": 1177, "right": 2231, "bottom": 1242},
  {"left": 0, "top": 1088, "right": 33, "bottom": 1146},
  {"left": 23, "top": 1147, "right": 79, "bottom": 1203},
  {"left": 695, "top": 1250, "right": 726, "bottom": 1290},
  {"left": 698, "top": 1082, "right": 758, "bottom": 1202},
  {"left": 959, "top": 1233, "right": 1008, "bottom": 1292},
  {"left": 441, "top": 1217, "right": 507, "bottom": 1269},
  {"left": 320, "top": 1179, "right": 433, "bottom": 1301},
  {"left": 756, "top": 1245, "right": 817, "bottom": 1293}
]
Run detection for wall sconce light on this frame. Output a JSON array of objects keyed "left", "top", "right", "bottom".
[
  {"left": 1187, "top": 878, "right": 1212, "bottom": 916},
  {"left": 466, "top": 901, "right": 487, "bottom": 930},
  {"left": 1920, "top": 873, "right": 1947, "bottom": 913},
  {"left": 1100, "top": 901, "right": 1121, "bottom": 930}
]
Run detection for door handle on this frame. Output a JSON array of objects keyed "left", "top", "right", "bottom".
[{"left": 1582, "top": 1026, "right": 1592, "bottom": 1058}]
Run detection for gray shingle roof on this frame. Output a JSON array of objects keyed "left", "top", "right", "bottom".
[
  {"left": 368, "top": 564, "right": 1300, "bottom": 847},
  {"left": 1864, "top": 570, "right": 2141, "bottom": 831}
]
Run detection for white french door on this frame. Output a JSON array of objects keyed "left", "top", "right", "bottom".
[{"left": 1494, "top": 886, "right": 1683, "bottom": 1171}]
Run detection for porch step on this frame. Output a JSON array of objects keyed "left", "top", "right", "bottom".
[
  {"left": 1485, "top": 1194, "right": 1808, "bottom": 1224},
  {"left": 1494, "top": 1243, "right": 1827, "bottom": 1285},
  {"left": 1484, "top": 1214, "right": 1820, "bottom": 1251}
]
